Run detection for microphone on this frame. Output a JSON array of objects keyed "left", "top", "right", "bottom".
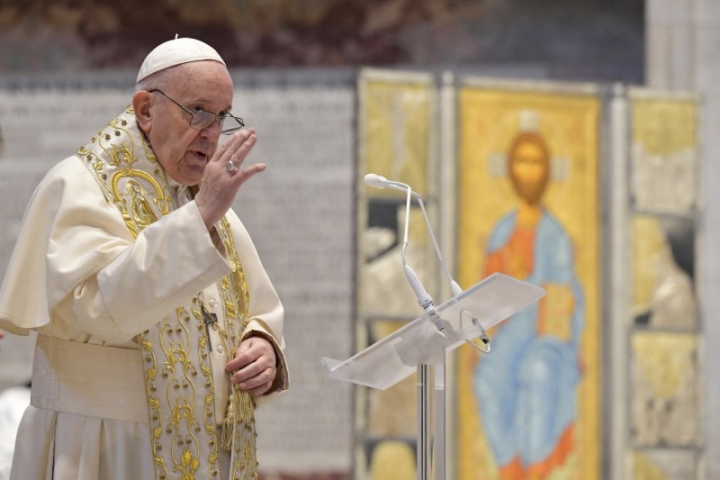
[
  {"left": 364, "top": 173, "right": 491, "bottom": 353},
  {"left": 363, "top": 174, "right": 463, "bottom": 298},
  {"left": 363, "top": 173, "right": 389, "bottom": 190},
  {"left": 365, "top": 173, "right": 462, "bottom": 335}
]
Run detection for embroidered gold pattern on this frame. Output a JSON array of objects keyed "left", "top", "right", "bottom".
[
  {"left": 76, "top": 108, "right": 257, "bottom": 480},
  {"left": 78, "top": 108, "right": 172, "bottom": 237},
  {"left": 215, "top": 218, "right": 257, "bottom": 477}
]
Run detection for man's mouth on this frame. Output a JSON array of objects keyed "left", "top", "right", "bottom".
[{"left": 190, "top": 150, "right": 209, "bottom": 162}]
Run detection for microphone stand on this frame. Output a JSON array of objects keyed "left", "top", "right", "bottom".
[
  {"left": 395, "top": 184, "right": 442, "bottom": 480},
  {"left": 364, "top": 174, "right": 490, "bottom": 480}
]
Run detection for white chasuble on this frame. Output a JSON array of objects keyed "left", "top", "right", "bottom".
[
  {"left": 0, "top": 106, "right": 287, "bottom": 480},
  {"left": 77, "top": 106, "right": 259, "bottom": 479}
]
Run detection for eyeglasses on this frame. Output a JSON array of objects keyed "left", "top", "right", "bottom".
[{"left": 149, "top": 89, "right": 245, "bottom": 135}]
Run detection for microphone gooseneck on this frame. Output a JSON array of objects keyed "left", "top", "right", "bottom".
[
  {"left": 364, "top": 173, "right": 464, "bottom": 299},
  {"left": 364, "top": 173, "right": 490, "bottom": 353},
  {"left": 365, "top": 172, "right": 492, "bottom": 354},
  {"left": 365, "top": 173, "right": 465, "bottom": 334}
]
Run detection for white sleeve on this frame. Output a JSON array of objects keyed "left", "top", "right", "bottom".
[
  {"left": 76, "top": 201, "right": 232, "bottom": 342},
  {"left": 0, "top": 156, "right": 231, "bottom": 343}
]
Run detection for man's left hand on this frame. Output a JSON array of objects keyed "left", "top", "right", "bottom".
[{"left": 225, "top": 336, "right": 276, "bottom": 396}]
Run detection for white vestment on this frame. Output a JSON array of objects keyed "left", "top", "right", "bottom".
[{"left": 0, "top": 123, "right": 288, "bottom": 479}]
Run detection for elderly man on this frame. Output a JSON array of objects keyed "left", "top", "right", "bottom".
[{"left": 0, "top": 37, "right": 288, "bottom": 480}]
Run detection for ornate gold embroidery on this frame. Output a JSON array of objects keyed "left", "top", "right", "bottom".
[
  {"left": 141, "top": 335, "right": 170, "bottom": 480},
  {"left": 216, "top": 218, "right": 258, "bottom": 478},
  {"left": 126, "top": 179, "right": 159, "bottom": 228},
  {"left": 81, "top": 106, "right": 172, "bottom": 237},
  {"left": 179, "top": 450, "right": 200, "bottom": 480},
  {"left": 219, "top": 218, "right": 250, "bottom": 321}
]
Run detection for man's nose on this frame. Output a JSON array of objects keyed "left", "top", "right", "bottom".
[{"left": 200, "top": 119, "right": 223, "bottom": 140}]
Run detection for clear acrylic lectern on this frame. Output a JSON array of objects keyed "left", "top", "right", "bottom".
[{"left": 322, "top": 272, "right": 546, "bottom": 479}]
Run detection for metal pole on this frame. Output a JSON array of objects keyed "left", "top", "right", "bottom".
[
  {"left": 417, "top": 364, "right": 433, "bottom": 480},
  {"left": 434, "top": 363, "right": 445, "bottom": 480}
]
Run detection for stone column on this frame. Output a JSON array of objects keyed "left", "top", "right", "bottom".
[
  {"left": 646, "top": 0, "right": 697, "bottom": 89},
  {"left": 696, "top": 3, "right": 720, "bottom": 479},
  {"left": 647, "top": 0, "right": 720, "bottom": 478}
]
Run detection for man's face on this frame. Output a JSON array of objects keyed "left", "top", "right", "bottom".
[
  {"left": 509, "top": 140, "right": 550, "bottom": 205},
  {"left": 144, "top": 61, "right": 234, "bottom": 186}
]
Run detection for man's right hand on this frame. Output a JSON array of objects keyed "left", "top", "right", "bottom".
[{"left": 195, "top": 128, "right": 265, "bottom": 231}]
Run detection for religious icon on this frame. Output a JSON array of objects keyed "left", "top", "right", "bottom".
[
  {"left": 458, "top": 90, "right": 601, "bottom": 480},
  {"left": 470, "top": 121, "right": 584, "bottom": 479}
]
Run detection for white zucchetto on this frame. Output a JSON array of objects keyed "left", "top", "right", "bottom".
[{"left": 136, "top": 37, "right": 226, "bottom": 82}]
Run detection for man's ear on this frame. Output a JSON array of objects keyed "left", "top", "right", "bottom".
[{"left": 132, "top": 90, "right": 153, "bottom": 132}]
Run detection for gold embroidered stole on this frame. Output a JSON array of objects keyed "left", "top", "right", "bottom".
[{"left": 77, "top": 107, "right": 257, "bottom": 480}]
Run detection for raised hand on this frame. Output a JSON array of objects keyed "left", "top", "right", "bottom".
[{"left": 195, "top": 128, "right": 265, "bottom": 230}]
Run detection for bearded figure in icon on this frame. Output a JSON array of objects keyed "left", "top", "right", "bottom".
[{"left": 473, "top": 117, "right": 585, "bottom": 480}]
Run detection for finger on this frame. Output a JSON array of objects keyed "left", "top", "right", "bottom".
[
  {"left": 246, "top": 380, "right": 273, "bottom": 396},
  {"left": 214, "top": 128, "right": 254, "bottom": 164},
  {"left": 214, "top": 130, "right": 245, "bottom": 163},
  {"left": 226, "top": 346, "right": 255, "bottom": 373},
  {"left": 225, "top": 155, "right": 240, "bottom": 173},
  {"left": 227, "top": 338, "right": 261, "bottom": 369},
  {"left": 231, "top": 353, "right": 274, "bottom": 383},
  {"left": 236, "top": 366, "right": 275, "bottom": 391},
  {"left": 231, "top": 362, "right": 257, "bottom": 384},
  {"left": 226, "top": 133, "right": 257, "bottom": 169},
  {"left": 223, "top": 137, "right": 258, "bottom": 177},
  {"left": 225, "top": 128, "right": 255, "bottom": 156},
  {"left": 225, "top": 336, "right": 273, "bottom": 372},
  {"left": 230, "top": 162, "right": 266, "bottom": 185}
]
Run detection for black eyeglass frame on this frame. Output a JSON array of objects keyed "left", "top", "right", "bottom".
[{"left": 148, "top": 89, "right": 245, "bottom": 135}]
